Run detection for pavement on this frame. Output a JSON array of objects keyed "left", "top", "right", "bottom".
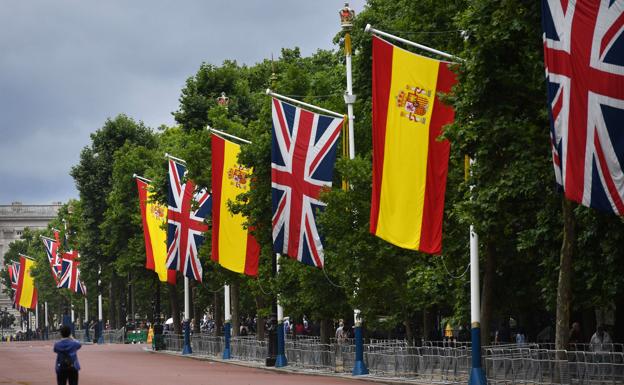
[{"left": 0, "top": 340, "right": 399, "bottom": 385}]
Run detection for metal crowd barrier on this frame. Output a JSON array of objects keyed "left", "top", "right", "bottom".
[
  {"left": 163, "top": 333, "right": 184, "bottom": 351},
  {"left": 157, "top": 336, "right": 624, "bottom": 384},
  {"left": 191, "top": 334, "right": 224, "bottom": 357},
  {"left": 484, "top": 346, "right": 624, "bottom": 385},
  {"left": 230, "top": 336, "right": 267, "bottom": 362}
]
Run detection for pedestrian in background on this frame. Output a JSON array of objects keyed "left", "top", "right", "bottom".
[
  {"left": 54, "top": 325, "right": 81, "bottom": 385},
  {"left": 590, "top": 325, "right": 612, "bottom": 352},
  {"left": 569, "top": 321, "right": 584, "bottom": 344}
]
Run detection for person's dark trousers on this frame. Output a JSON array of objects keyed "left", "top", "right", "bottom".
[{"left": 56, "top": 369, "right": 78, "bottom": 385}]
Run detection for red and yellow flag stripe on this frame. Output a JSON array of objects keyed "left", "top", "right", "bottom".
[
  {"left": 137, "top": 179, "right": 177, "bottom": 284},
  {"left": 211, "top": 134, "right": 260, "bottom": 276},
  {"left": 15, "top": 255, "right": 37, "bottom": 309},
  {"left": 370, "top": 36, "right": 456, "bottom": 254}
]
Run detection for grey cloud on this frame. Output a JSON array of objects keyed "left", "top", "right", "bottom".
[{"left": 0, "top": 0, "right": 366, "bottom": 204}]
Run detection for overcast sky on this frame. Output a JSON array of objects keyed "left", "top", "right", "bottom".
[{"left": 0, "top": 0, "right": 366, "bottom": 205}]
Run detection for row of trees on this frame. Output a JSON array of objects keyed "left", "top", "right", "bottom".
[{"left": 2, "top": 0, "right": 623, "bottom": 345}]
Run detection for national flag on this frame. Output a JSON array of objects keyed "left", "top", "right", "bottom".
[
  {"left": 58, "top": 249, "right": 87, "bottom": 296},
  {"left": 542, "top": 0, "right": 624, "bottom": 214},
  {"left": 211, "top": 134, "right": 260, "bottom": 276},
  {"left": 15, "top": 255, "right": 37, "bottom": 310},
  {"left": 271, "top": 98, "right": 344, "bottom": 268},
  {"left": 165, "top": 159, "right": 211, "bottom": 282},
  {"left": 8, "top": 261, "right": 19, "bottom": 290},
  {"left": 136, "top": 178, "right": 177, "bottom": 284},
  {"left": 369, "top": 36, "right": 456, "bottom": 254},
  {"left": 42, "top": 231, "right": 62, "bottom": 284}
]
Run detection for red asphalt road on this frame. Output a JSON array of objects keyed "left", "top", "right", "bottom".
[{"left": 0, "top": 341, "right": 384, "bottom": 385}]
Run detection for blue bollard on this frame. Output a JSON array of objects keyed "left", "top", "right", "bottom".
[
  {"left": 352, "top": 325, "right": 369, "bottom": 375},
  {"left": 275, "top": 322, "right": 288, "bottom": 367},
  {"left": 222, "top": 322, "right": 231, "bottom": 359},
  {"left": 182, "top": 320, "right": 192, "bottom": 355},
  {"left": 469, "top": 326, "right": 487, "bottom": 385}
]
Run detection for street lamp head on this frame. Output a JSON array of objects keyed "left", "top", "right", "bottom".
[{"left": 339, "top": 2, "right": 355, "bottom": 31}]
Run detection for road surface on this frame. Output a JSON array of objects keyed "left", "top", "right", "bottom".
[{"left": 0, "top": 341, "right": 386, "bottom": 385}]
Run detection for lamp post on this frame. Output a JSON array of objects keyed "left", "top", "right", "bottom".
[
  {"left": 265, "top": 254, "right": 278, "bottom": 367},
  {"left": 223, "top": 284, "right": 231, "bottom": 359},
  {"left": 44, "top": 302, "right": 49, "bottom": 340},
  {"left": 97, "top": 264, "right": 104, "bottom": 344},
  {"left": 275, "top": 254, "right": 287, "bottom": 367},
  {"left": 181, "top": 276, "right": 192, "bottom": 354},
  {"left": 340, "top": 2, "right": 368, "bottom": 376}
]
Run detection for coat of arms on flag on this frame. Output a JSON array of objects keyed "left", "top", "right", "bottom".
[
  {"left": 165, "top": 158, "right": 211, "bottom": 282},
  {"left": 543, "top": 0, "right": 624, "bottom": 214},
  {"left": 270, "top": 98, "right": 344, "bottom": 268}
]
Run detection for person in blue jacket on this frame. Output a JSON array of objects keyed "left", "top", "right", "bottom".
[{"left": 54, "top": 324, "right": 81, "bottom": 385}]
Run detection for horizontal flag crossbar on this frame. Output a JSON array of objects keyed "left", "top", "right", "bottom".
[
  {"left": 266, "top": 89, "right": 345, "bottom": 119},
  {"left": 18, "top": 253, "right": 35, "bottom": 260},
  {"left": 164, "top": 153, "right": 186, "bottom": 164},
  {"left": 207, "top": 126, "right": 252, "bottom": 144},
  {"left": 133, "top": 174, "right": 152, "bottom": 183},
  {"left": 365, "top": 24, "right": 464, "bottom": 62}
]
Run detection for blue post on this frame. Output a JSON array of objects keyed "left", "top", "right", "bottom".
[
  {"left": 182, "top": 320, "right": 192, "bottom": 354},
  {"left": 222, "top": 321, "right": 231, "bottom": 359},
  {"left": 97, "top": 320, "right": 104, "bottom": 344},
  {"left": 352, "top": 324, "right": 368, "bottom": 375},
  {"left": 275, "top": 321, "right": 287, "bottom": 367},
  {"left": 469, "top": 326, "right": 487, "bottom": 385}
]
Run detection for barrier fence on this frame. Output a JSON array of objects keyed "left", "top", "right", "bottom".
[{"left": 129, "top": 334, "right": 624, "bottom": 384}]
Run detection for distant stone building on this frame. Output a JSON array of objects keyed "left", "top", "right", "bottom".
[{"left": 0, "top": 202, "right": 62, "bottom": 317}]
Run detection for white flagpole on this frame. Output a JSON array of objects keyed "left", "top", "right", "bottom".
[
  {"left": 164, "top": 153, "right": 187, "bottom": 164},
  {"left": 207, "top": 126, "right": 252, "bottom": 144},
  {"left": 266, "top": 89, "right": 345, "bottom": 119},
  {"left": 132, "top": 174, "right": 152, "bottom": 183},
  {"left": 364, "top": 24, "right": 464, "bottom": 62}
]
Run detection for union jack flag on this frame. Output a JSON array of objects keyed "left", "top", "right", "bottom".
[
  {"left": 42, "top": 231, "right": 62, "bottom": 284},
  {"left": 271, "top": 98, "right": 344, "bottom": 268},
  {"left": 543, "top": 0, "right": 624, "bottom": 214},
  {"left": 165, "top": 159, "right": 211, "bottom": 282},
  {"left": 8, "top": 261, "right": 19, "bottom": 291},
  {"left": 58, "top": 249, "right": 87, "bottom": 295}
]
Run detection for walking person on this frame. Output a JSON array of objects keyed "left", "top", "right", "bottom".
[
  {"left": 54, "top": 325, "right": 81, "bottom": 385},
  {"left": 590, "top": 325, "right": 612, "bottom": 352}
]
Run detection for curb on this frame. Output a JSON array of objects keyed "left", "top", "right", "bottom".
[{"left": 144, "top": 347, "right": 430, "bottom": 385}]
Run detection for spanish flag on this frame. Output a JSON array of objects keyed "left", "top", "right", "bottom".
[
  {"left": 211, "top": 134, "right": 260, "bottom": 276},
  {"left": 137, "top": 178, "right": 177, "bottom": 284},
  {"left": 15, "top": 255, "right": 37, "bottom": 309},
  {"left": 369, "top": 36, "right": 456, "bottom": 254}
]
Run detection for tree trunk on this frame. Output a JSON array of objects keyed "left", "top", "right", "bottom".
[
  {"left": 108, "top": 280, "right": 115, "bottom": 329},
  {"left": 255, "top": 296, "right": 266, "bottom": 340},
  {"left": 480, "top": 242, "right": 496, "bottom": 346},
  {"left": 404, "top": 319, "right": 414, "bottom": 345},
  {"left": 556, "top": 198, "right": 575, "bottom": 350},
  {"left": 320, "top": 319, "right": 331, "bottom": 344},
  {"left": 192, "top": 283, "right": 200, "bottom": 333},
  {"left": 231, "top": 281, "right": 240, "bottom": 337},
  {"left": 169, "top": 283, "right": 181, "bottom": 335},
  {"left": 214, "top": 291, "right": 223, "bottom": 336},
  {"left": 423, "top": 308, "right": 435, "bottom": 341}
]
